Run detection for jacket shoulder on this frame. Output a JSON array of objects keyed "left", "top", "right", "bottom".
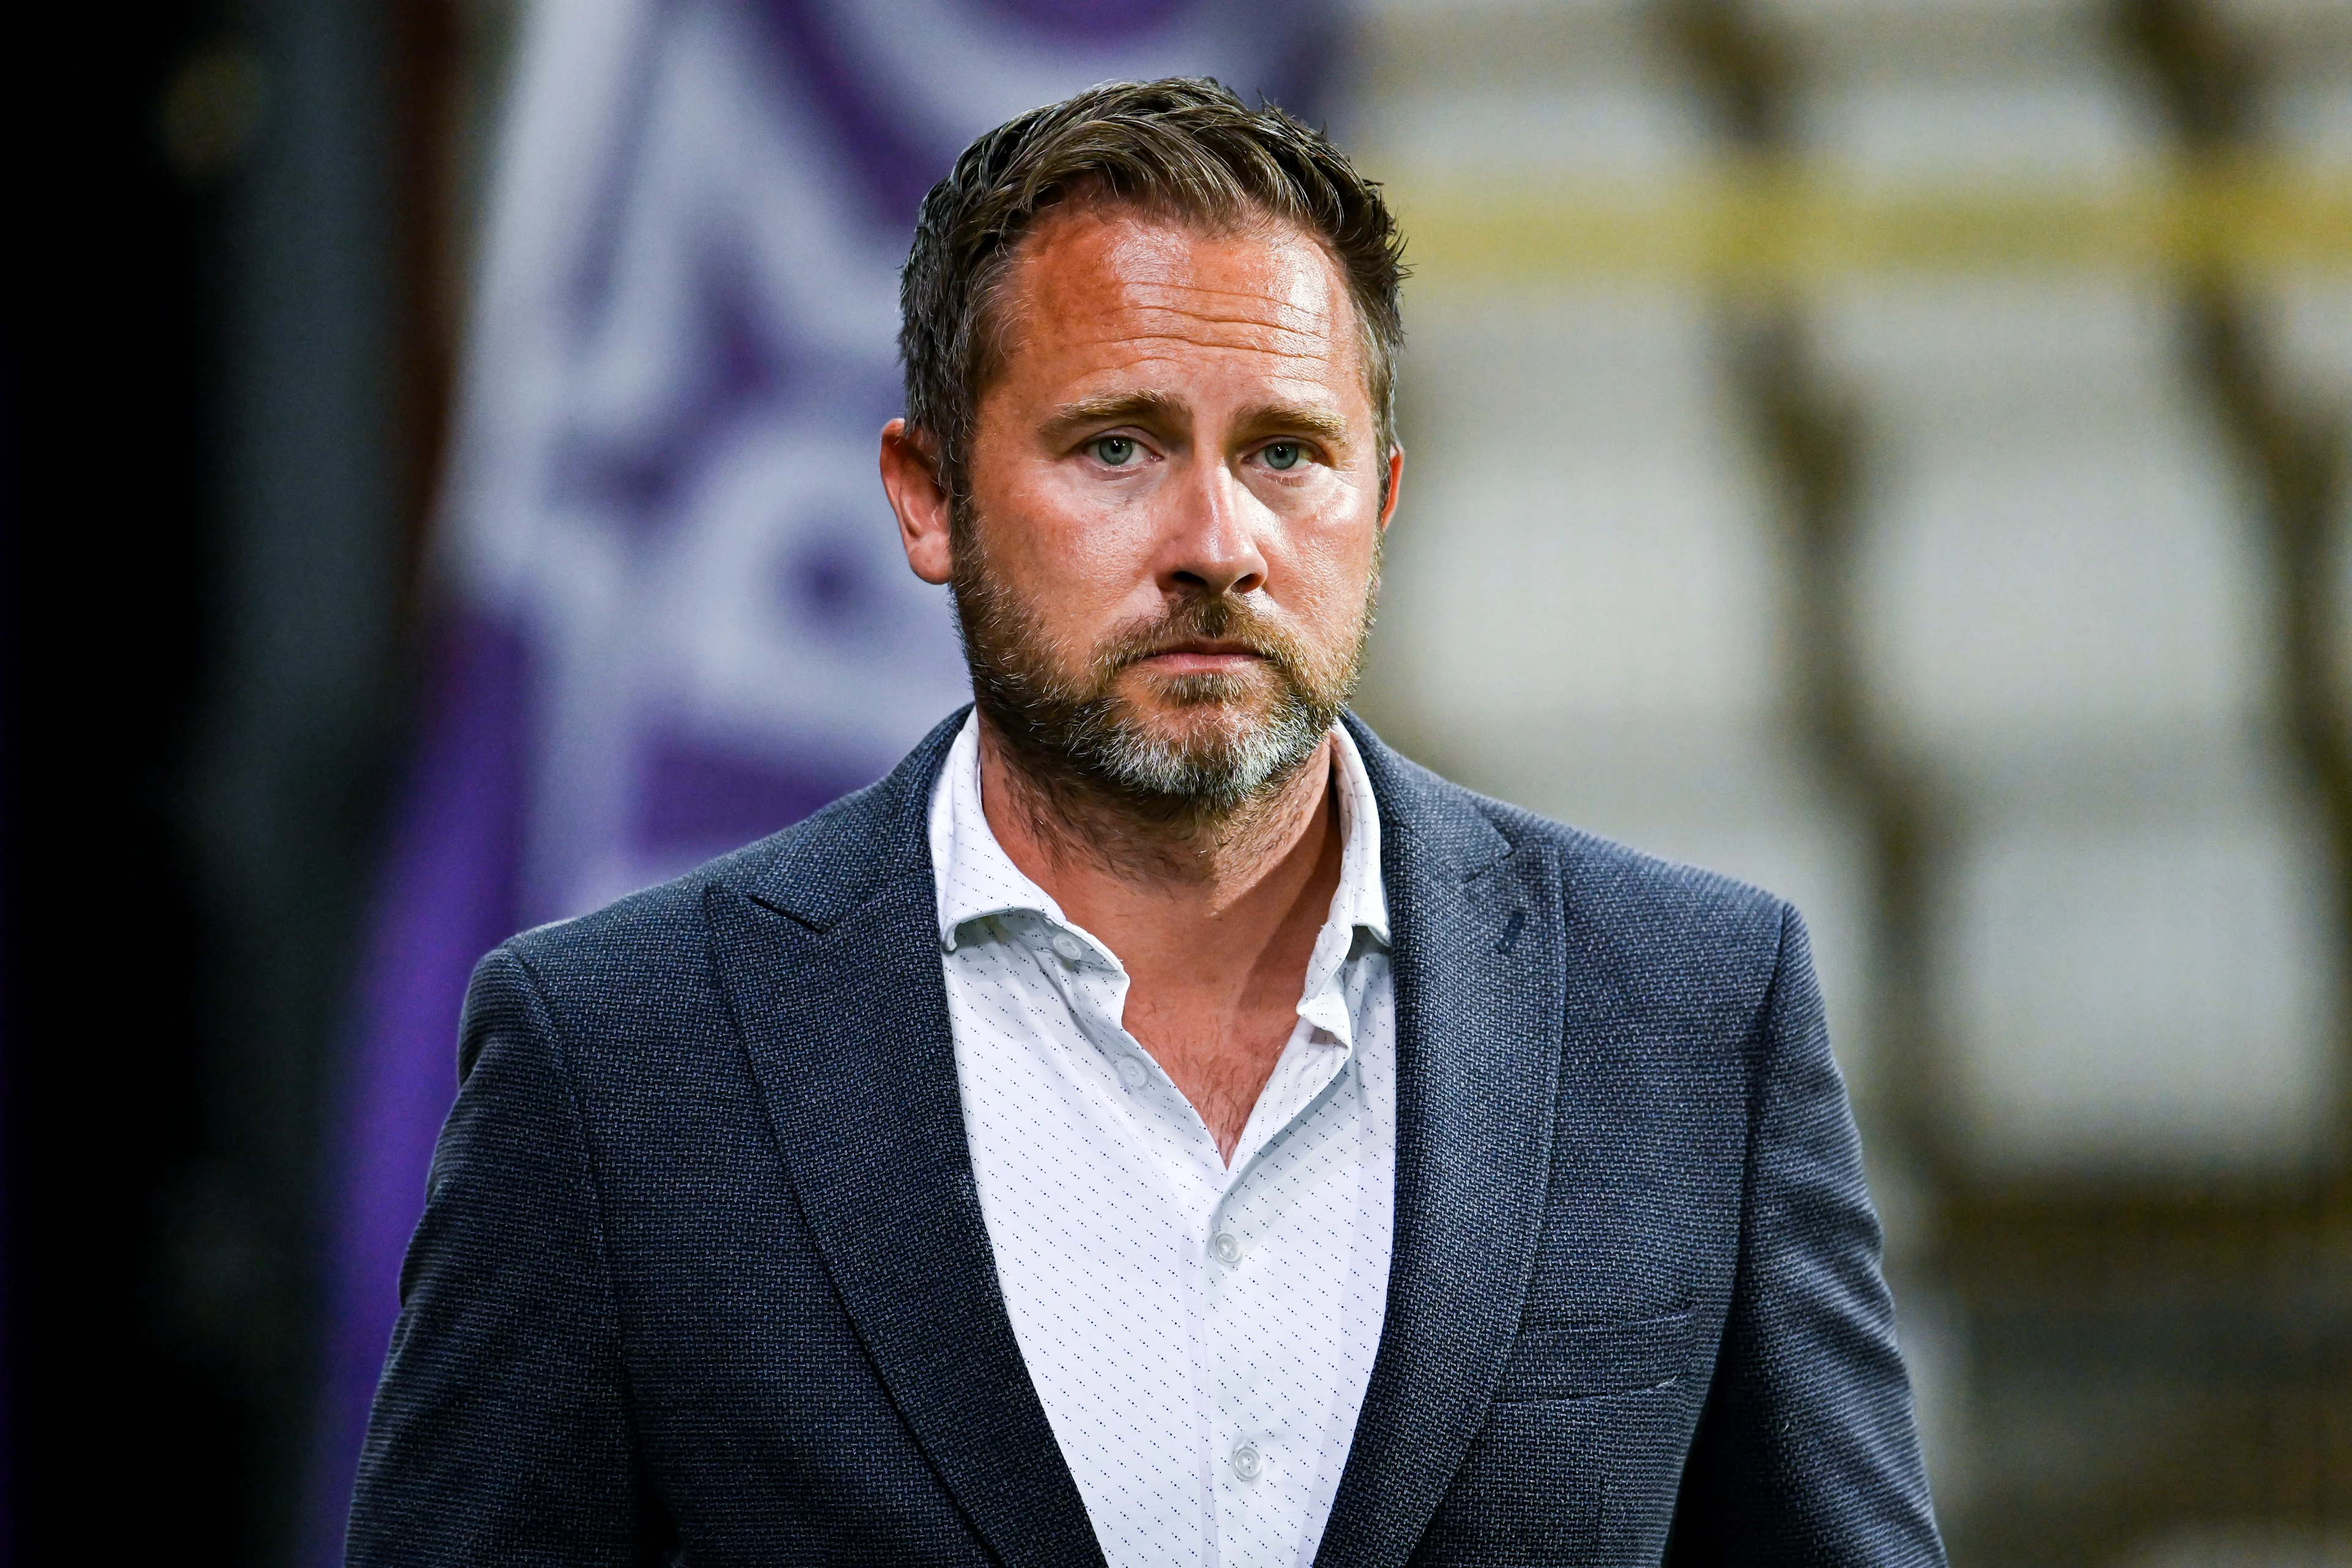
[
  {"left": 1477, "top": 792, "right": 1799, "bottom": 1058},
  {"left": 1373, "top": 741, "right": 1796, "bottom": 1009},
  {"left": 497, "top": 793, "right": 872, "bottom": 982},
  {"left": 1502, "top": 796, "right": 1787, "bottom": 941},
  {"left": 1378, "top": 740, "right": 1790, "bottom": 932},
  {"left": 498, "top": 712, "right": 963, "bottom": 983}
]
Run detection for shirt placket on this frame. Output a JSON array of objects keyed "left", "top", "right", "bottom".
[
  {"left": 1040, "top": 919, "right": 1233, "bottom": 1562},
  {"left": 1022, "top": 903, "right": 1371, "bottom": 1567},
  {"left": 1208, "top": 998, "right": 1360, "bottom": 1564}
]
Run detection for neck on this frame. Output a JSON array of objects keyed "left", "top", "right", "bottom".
[
  {"left": 974, "top": 710, "right": 1341, "bottom": 939},
  {"left": 972, "top": 711, "right": 1351, "bottom": 1164}
]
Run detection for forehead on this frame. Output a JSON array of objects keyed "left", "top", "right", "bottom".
[{"left": 988, "top": 203, "right": 1365, "bottom": 405}]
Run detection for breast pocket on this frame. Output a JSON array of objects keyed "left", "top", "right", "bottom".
[
  {"left": 1493, "top": 1308, "right": 1695, "bottom": 1402},
  {"left": 1422, "top": 1312, "right": 1703, "bottom": 1567}
]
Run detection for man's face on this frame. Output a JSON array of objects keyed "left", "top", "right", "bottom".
[{"left": 933, "top": 203, "right": 1400, "bottom": 813}]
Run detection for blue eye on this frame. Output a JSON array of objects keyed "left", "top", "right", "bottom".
[
  {"left": 1091, "top": 435, "right": 1137, "bottom": 466},
  {"left": 1263, "top": 442, "right": 1303, "bottom": 471}
]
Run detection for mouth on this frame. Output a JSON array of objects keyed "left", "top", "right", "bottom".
[{"left": 1128, "top": 639, "right": 1268, "bottom": 677}]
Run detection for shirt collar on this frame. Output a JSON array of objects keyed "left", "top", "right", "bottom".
[
  {"left": 926, "top": 710, "right": 1390, "bottom": 955},
  {"left": 1322, "top": 719, "right": 1391, "bottom": 948}
]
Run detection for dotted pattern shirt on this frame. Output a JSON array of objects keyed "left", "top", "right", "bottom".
[{"left": 927, "top": 712, "right": 1396, "bottom": 1568}]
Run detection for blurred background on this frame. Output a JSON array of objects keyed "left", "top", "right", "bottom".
[{"left": 5, "top": 0, "right": 2349, "bottom": 1562}]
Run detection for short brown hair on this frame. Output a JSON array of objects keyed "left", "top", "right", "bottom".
[{"left": 898, "top": 77, "right": 1406, "bottom": 506}]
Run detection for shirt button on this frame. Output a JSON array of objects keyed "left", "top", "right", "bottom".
[
  {"left": 1213, "top": 1231, "right": 1242, "bottom": 1264},
  {"left": 1231, "top": 1442, "right": 1262, "bottom": 1482},
  {"left": 1050, "top": 932, "right": 1084, "bottom": 962},
  {"left": 1115, "top": 1057, "right": 1148, "bottom": 1089}
]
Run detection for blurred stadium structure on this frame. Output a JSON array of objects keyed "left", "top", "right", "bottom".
[
  {"left": 10, "top": 1, "right": 2351, "bottom": 1564},
  {"left": 1346, "top": 1, "right": 2352, "bottom": 1562}
]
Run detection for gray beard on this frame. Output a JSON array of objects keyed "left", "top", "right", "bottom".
[
  {"left": 949, "top": 542, "right": 1372, "bottom": 824},
  {"left": 1006, "top": 667, "right": 1333, "bottom": 816}
]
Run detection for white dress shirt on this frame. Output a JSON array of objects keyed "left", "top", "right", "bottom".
[{"left": 927, "top": 711, "right": 1397, "bottom": 1568}]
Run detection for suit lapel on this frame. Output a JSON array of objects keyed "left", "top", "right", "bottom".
[
  {"left": 1314, "top": 721, "right": 1570, "bottom": 1568},
  {"left": 704, "top": 717, "right": 1106, "bottom": 1568},
  {"left": 698, "top": 712, "right": 1586, "bottom": 1568}
]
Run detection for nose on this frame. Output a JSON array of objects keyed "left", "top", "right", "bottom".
[{"left": 1162, "top": 454, "right": 1268, "bottom": 599}]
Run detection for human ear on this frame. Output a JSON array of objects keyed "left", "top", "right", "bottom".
[
  {"left": 1378, "top": 443, "right": 1404, "bottom": 533},
  {"left": 881, "top": 419, "right": 954, "bottom": 585}
]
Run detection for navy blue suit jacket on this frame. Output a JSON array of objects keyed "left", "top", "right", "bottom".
[{"left": 347, "top": 712, "right": 1944, "bottom": 1566}]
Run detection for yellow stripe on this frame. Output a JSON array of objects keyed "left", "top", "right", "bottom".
[{"left": 1390, "top": 160, "right": 2352, "bottom": 287}]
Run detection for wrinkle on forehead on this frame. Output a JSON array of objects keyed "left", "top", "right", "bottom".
[
  {"left": 1068, "top": 299, "right": 1339, "bottom": 360},
  {"left": 1070, "top": 328, "right": 1341, "bottom": 371},
  {"left": 992, "top": 205, "right": 1359, "bottom": 386}
]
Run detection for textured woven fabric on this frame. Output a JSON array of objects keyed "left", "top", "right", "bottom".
[
  {"left": 929, "top": 711, "right": 1395, "bottom": 1567},
  {"left": 346, "top": 709, "right": 1947, "bottom": 1568}
]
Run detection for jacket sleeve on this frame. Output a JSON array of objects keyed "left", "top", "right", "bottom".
[
  {"left": 345, "top": 945, "right": 646, "bottom": 1567},
  {"left": 1665, "top": 907, "right": 1947, "bottom": 1566}
]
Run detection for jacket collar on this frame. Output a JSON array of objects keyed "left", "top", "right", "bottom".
[{"left": 705, "top": 709, "right": 1564, "bottom": 1568}]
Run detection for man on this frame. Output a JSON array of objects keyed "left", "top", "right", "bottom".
[{"left": 349, "top": 78, "right": 1943, "bottom": 1567}]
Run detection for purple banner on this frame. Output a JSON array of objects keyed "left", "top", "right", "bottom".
[{"left": 304, "top": 0, "right": 1333, "bottom": 1559}]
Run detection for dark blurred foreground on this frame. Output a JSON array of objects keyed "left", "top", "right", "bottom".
[{"left": 7, "top": 2, "right": 498, "bottom": 1559}]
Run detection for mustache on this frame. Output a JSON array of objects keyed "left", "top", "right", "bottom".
[{"left": 1093, "top": 594, "right": 1310, "bottom": 682}]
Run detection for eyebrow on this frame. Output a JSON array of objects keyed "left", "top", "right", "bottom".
[
  {"left": 1039, "top": 391, "right": 1352, "bottom": 449},
  {"left": 1236, "top": 401, "right": 1350, "bottom": 447},
  {"left": 1039, "top": 391, "right": 1188, "bottom": 444}
]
